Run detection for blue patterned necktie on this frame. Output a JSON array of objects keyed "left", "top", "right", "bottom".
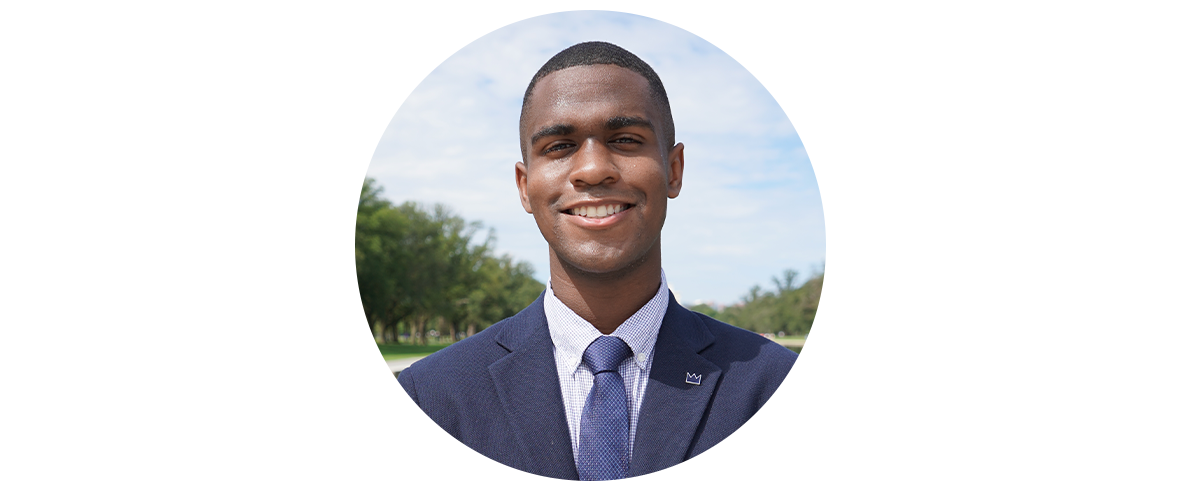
[{"left": 577, "top": 335, "right": 633, "bottom": 481}]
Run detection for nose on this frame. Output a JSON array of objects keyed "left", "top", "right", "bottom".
[{"left": 569, "top": 138, "right": 620, "bottom": 188}]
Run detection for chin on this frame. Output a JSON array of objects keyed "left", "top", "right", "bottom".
[{"left": 556, "top": 244, "right": 652, "bottom": 278}]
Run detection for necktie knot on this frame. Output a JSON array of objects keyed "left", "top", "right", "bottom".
[{"left": 583, "top": 335, "right": 632, "bottom": 374}]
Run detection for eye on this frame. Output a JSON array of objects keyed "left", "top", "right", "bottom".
[
  {"left": 610, "top": 136, "right": 642, "bottom": 146},
  {"left": 542, "top": 142, "right": 575, "bottom": 155}
]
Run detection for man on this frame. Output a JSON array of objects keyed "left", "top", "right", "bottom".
[{"left": 398, "top": 41, "right": 797, "bottom": 480}]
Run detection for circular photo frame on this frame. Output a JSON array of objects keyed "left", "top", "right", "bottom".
[{"left": 357, "top": 10, "right": 825, "bottom": 480}]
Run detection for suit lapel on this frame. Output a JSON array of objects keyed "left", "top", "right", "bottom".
[
  {"left": 488, "top": 293, "right": 579, "bottom": 480},
  {"left": 629, "top": 294, "right": 721, "bottom": 477}
]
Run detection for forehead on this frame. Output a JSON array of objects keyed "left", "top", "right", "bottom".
[{"left": 523, "top": 65, "right": 659, "bottom": 135}]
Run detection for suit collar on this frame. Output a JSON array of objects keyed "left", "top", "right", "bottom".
[
  {"left": 488, "top": 292, "right": 579, "bottom": 480},
  {"left": 489, "top": 291, "right": 721, "bottom": 480},
  {"left": 492, "top": 291, "right": 546, "bottom": 353},
  {"left": 629, "top": 292, "right": 722, "bottom": 477}
]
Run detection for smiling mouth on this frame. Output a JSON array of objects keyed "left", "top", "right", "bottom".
[{"left": 564, "top": 203, "right": 631, "bottom": 219}]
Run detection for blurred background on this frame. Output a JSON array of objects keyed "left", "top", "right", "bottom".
[{"left": 357, "top": 11, "right": 825, "bottom": 367}]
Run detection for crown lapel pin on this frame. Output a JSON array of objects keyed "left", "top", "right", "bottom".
[{"left": 685, "top": 372, "right": 702, "bottom": 385}]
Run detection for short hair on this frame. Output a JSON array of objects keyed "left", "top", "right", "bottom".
[{"left": 519, "top": 41, "right": 675, "bottom": 159}]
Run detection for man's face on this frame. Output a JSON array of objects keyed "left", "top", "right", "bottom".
[{"left": 516, "top": 64, "right": 684, "bottom": 277}]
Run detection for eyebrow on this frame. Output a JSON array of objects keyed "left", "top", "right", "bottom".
[
  {"left": 529, "top": 124, "right": 574, "bottom": 148},
  {"left": 606, "top": 116, "right": 655, "bottom": 132}
]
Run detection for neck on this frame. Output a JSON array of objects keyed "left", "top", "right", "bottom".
[{"left": 548, "top": 245, "right": 663, "bottom": 335}]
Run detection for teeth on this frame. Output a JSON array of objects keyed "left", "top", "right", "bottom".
[{"left": 571, "top": 204, "right": 627, "bottom": 218}]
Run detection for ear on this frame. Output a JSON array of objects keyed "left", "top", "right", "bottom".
[
  {"left": 515, "top": 161, "right": 533, "bottom": 213},
  {"left": 666, "top": 142, "right": 684, "bottom": 199}
]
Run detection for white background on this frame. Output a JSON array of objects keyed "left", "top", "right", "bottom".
[{"left": 2, "top": 2, "right": 1196, "bottom": 498}]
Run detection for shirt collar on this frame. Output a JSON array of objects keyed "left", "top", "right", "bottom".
[{"left": 545, "top": 269, "right": 669, "bottom": 372}]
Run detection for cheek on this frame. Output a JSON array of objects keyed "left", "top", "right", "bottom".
[
  {"left": 524, "top": 177, "right": 550, "bottom": 204},
  {"left": 526, "top": 167, "right": 563, "bottom": 200},
  {"left": 630, "top": 167, "right": 670, "bottom": 198}
]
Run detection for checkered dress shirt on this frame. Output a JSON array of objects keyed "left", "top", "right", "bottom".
[{"left": 544, "top": 269, "right": 669, "bottom": 467}]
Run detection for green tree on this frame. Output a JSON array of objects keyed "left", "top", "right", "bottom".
[
  {"left": 355, "top": 177, "right": 544, "bottom": 346},
  {"left": 691, "top": 267, "right": 823, "bottom": 336}
]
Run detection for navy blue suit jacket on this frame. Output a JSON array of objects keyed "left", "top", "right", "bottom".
[{"left": 397, "top": 291, "right": 798, "bottom": 479}]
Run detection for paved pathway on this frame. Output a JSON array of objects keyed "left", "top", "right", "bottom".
[
  {"left": 774, "top": 338, "right": 805, "bottom": 348},
  {"left": 387, "top": 356, "right": 426, "bottom": 374}
]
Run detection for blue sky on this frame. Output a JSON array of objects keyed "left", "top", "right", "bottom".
[{"left": 367, "top": 11, "right": 825, "bottom": 306}]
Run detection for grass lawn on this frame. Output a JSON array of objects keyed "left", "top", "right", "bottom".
[
  {"left": 377, "top": 343, "right": 451, "bottom": 360},
  {"left": 773, "top": 336, "right": 806, "bottom": 354}
]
